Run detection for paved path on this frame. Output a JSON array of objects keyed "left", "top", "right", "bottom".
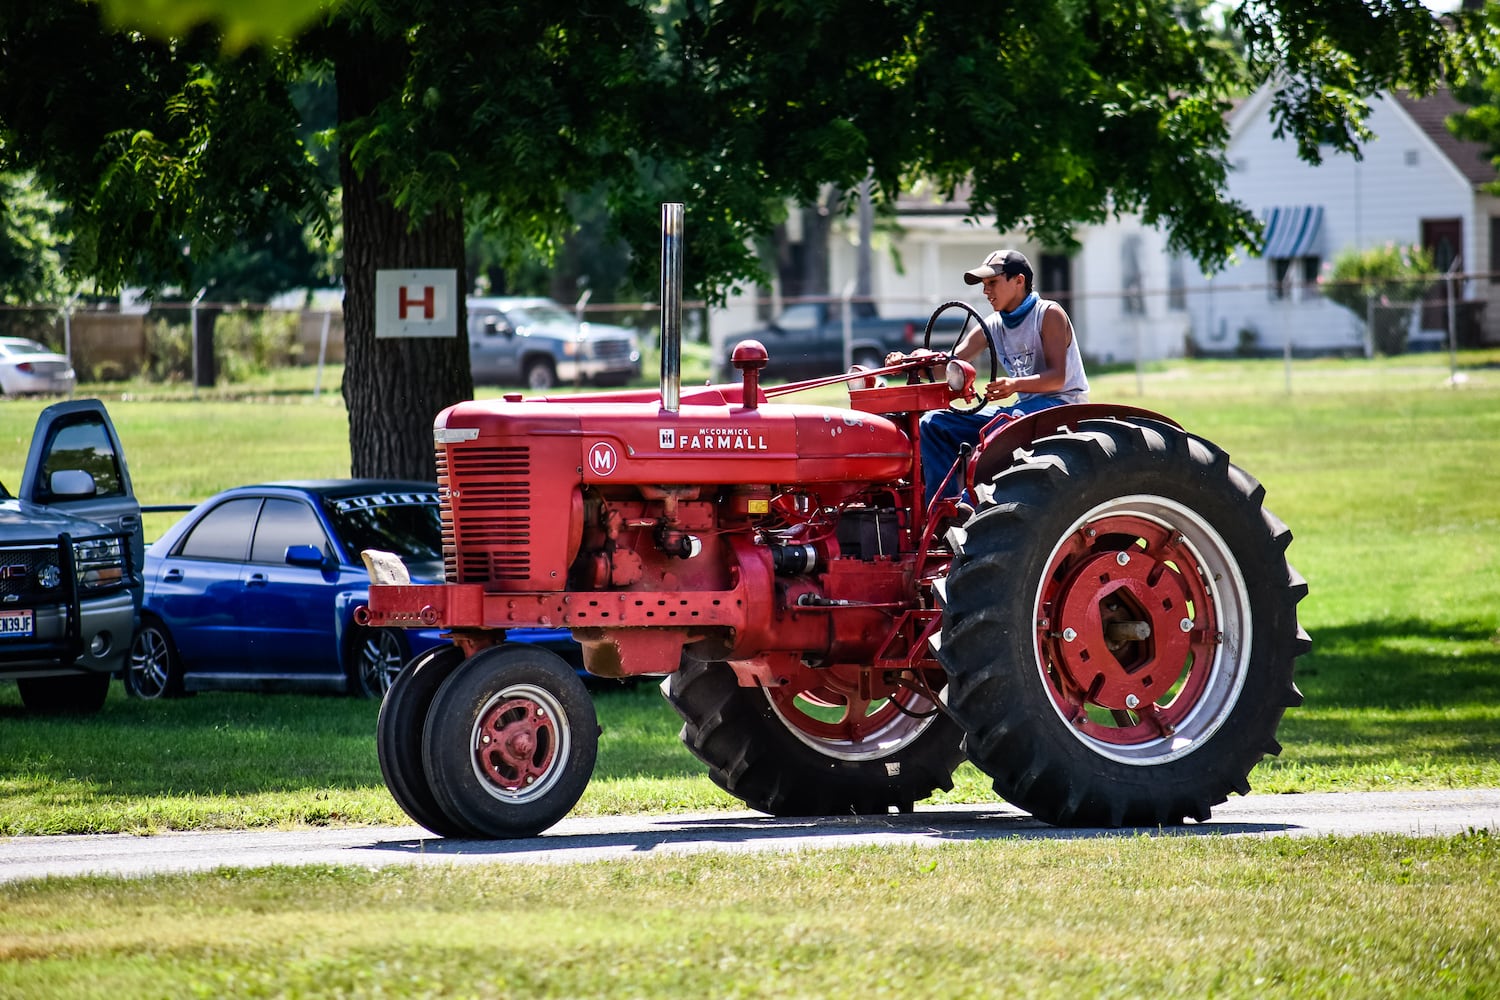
[{"left": 3, "top": 789, "right": 1498, "bottom": 884}]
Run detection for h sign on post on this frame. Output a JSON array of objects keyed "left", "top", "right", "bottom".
[{"left": 375, "top": 269, "right": 459, "bottom": 338}]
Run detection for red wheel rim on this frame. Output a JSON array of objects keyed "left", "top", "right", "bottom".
[
  {"left": 473, "top": 693, "right": 559, "bottom": 793},
  {"left": 1038, "top": 510, "right": 1222, "bottom": 748},
  {"left": 765, "top": 666, "right": 938, "bottom": 762}
]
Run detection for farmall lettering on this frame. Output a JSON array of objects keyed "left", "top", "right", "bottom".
[{"left": 673, "top": 427, "right": 768, "bottom": 451}]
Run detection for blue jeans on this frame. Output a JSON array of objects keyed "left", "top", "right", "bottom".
[{"left": 920, "top": 395, "right": 1068, "bottom": 505}]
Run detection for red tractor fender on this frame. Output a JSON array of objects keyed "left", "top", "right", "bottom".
[{"left": 966, "top": 402, "right": 1182, "bottom": 490}]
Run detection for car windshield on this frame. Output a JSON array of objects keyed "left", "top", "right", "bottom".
[
  {"left": 0, "top": 339, "right": 53, "bottom": 358},
  {"left": 324, "top": 491, "right": 442, "bottom": 564},
  {"left": 506, "top": 302, "right": 574, "bottom": 326}
]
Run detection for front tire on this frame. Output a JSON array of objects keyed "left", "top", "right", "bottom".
[
  {"left": 126, "top": 617, "right": 186, "bottom": 700},
  {"left": 939, "top": 416, "right": 1308, "bottom": 827},
  {"left": 663, "top": 659, "right": 966, "bottom": 816},
  {"left": 524, "top": 358, "right": 557, "bottom": 391},
  {"left": 376, "top": 644, "right": 478, "bottom": 837},
  {"left": 422, "top": 645, "right": 598, "bottom": 838}
]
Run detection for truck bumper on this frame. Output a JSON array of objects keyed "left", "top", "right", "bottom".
[
  {"left": 557, "top": 356, "right": 642, "bottom": 384},
  {"left": 0, "top": 589, "right": 136, "bottom": 677}
]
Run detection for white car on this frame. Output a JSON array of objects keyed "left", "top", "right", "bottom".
[{"left": 0, "top": 338, "right": 76, "bottom": 396}]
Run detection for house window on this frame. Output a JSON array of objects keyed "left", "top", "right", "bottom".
[
  {"left": 1269, "top": 256, "right": 1322, "bottom": 300},
  {"left": 1167, "top": 256, "right": 1186, "bottom": 311}
]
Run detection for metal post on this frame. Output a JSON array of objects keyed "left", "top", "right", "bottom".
[
  {"left": 660, "top": 203, "right": 684, "bottom": 413},
  {"left": 841, "top": 279, "right": 856, "bottom": 371},
  {"left": 574, "top": 288, "right": 592, "bottom": 389},
  {"left": 1284, "top": 269, "right": 1295, "bottom": 395},
  {"left": 1445, "top": 257, "right": 1461, "bottom": 386},
  {"left": 190, "top": 287, "right": 207, "bottom": 398},
  {"left": 314, "top": 309, "right": 331, "bottom": 398}
]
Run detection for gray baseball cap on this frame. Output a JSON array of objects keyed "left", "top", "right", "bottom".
[{"left": 963, "top": 249, "right": 1033, "bottom": 285}]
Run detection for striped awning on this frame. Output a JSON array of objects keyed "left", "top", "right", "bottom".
[{"left": 1261, "top": 205, "right": 1324, "bottom": 258}]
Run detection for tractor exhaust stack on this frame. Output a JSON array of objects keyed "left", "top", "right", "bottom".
[{"left": 660, "top": 202, "right": 684, "bottom": 413}]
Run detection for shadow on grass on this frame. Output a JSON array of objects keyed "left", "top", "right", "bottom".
[
  {"left": 1294, "top": 617, "right": 1500, "bottom": 709},
  {"left": 0, "top": 683, "right": 696, "bottom": 800}
]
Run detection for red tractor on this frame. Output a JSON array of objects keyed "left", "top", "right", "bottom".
[{"left": 361, "top": 205, "right": 1307, "bottom": 839}]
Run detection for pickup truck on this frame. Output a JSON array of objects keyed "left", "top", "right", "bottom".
[
  {"left": 720, "top": 302, "right": 967, "bottom": 383},
  {"left": 467, "top": 296, "right": 642, "bottom": 390},
  {"left": 1, "top": 399, "right": 143, "bottom": 714}
]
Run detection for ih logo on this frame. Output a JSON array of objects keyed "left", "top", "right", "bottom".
[
  {"left": 588, "top": 442, "right": 618, "bottom": 476},
  {"left": 659, "top": 428, "right": 675, "bottom": 448}
]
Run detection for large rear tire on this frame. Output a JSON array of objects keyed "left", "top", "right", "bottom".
[
  {"left": 939, "top": 416, "right": 1308, "bottom": 827},
  {"left": 422, "top": 645, "right": 598, "bottom": 838},
  {"left": 663, "top": 659, "right": 966, "bottom": 816},
  {"left": 375, "top": 644, "right": 477, "bottom": 837}
]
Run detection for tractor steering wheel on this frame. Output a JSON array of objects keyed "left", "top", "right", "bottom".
[{"left": 920, "top": 300, "right": 998, "bottom": 411}]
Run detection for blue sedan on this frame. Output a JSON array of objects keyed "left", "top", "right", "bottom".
[{"left": 125, "top": 480, "right": 579, "bottom": 699}]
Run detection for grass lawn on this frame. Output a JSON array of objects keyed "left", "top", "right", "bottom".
[{"left": 1, "top": 351, "right": 1497, "bottom": 997}]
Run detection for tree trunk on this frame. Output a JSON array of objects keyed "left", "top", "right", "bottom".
[{"left": 335, "top": 31, "right": 473, "bottom": 482}]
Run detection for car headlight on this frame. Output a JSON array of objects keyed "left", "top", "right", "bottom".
[{"left": 72, "top": 536, "right": 126, "bottom": 593}]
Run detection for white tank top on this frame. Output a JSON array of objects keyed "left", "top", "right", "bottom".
[{"left": 984, "top": 298, "right": 1089, "bottom": 404}]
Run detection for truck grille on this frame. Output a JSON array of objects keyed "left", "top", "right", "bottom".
[
  {"left": 0, "top": 544, "right": 65, "bottom": 605},
  {"left": 593, "top": 338, "right": 634, "bottom": 360},
  {"left": 439, "top": 444, "right": 533, "bottom": 584}
]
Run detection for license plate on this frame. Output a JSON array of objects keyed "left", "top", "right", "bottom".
[{"left": 0, "top": 610, "right": 34, "bottom": 637}]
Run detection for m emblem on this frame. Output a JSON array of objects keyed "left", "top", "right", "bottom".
[{"left": 588, "top": 442, "right": 619, "bottom": 476}]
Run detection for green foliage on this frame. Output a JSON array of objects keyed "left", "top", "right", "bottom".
[
  {"left": 1320, "top": 243, "right": 1435, "bottom": 355},
  {"left": 128, "top": 310, "right": 302, "bottom": 384},
  {"left": 97, "top": 0, "right": 335, "bottom": 51},
  {"left": 0, "top": 172, "right": 70, "bottom": 304},
  {"left": 211, "top": 309, "right": 302, "bottom": 378},
  {"left": 1449, "top": 2, "right": 1500, "bottom": 193}
]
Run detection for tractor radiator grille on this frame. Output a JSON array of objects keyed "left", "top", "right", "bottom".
[{"left": 439, "top": 444, "right": 533, "bottom": 584}]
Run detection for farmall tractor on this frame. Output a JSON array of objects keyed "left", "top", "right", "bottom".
[{"left": 361, "top": 205, "right": 1308, "bottom": 839}]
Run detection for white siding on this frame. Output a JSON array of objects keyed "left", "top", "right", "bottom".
[{"left": 1183, "top": 89, "right": 1482, "bottom": 355}]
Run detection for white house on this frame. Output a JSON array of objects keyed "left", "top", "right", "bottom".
[
  {"left": 1181, "top": 86, "right": 1500, "bottom": 356},
  {"left": 704, "top": 194, "right": 1188, "bottom": 369}
]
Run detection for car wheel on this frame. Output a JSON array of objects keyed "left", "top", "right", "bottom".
[
  {"left": 126, "top": 618, "right": 186, "bottom": 700},
  {"left": 524, "top": 359, "right": 557, "bottom": 391},
  {"left": 351, "top": 627, "right": 408, "bottom": 699}
]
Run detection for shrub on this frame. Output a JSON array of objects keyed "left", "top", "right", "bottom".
[
  {"left": 145, "top": 319, "right": 192, "bottom": 381},
  {"left": 214, "top": 310, "right": 301, "bottom": 381},
  {"left": 1320, "top": 244, "right": 1435, "bottom": 355}
]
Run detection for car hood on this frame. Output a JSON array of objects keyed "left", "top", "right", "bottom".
[
  {"left": 0, "top": 499, "right": 113, "bottom": 538},
  {"left": 521, "top": 320, "right": 637, "bottom": 343}
]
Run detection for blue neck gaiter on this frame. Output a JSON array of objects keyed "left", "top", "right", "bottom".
[{"left": 1000, "top": 292, "right": 1038, "bottom": 329}]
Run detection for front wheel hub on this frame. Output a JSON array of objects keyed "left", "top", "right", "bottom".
[{"left": 473, "top": 693, "right": 560, "bottom": 795}]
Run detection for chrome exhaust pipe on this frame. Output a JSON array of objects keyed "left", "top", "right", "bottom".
[{"left": 660, "top": 202, "right": 683, "bottom": 413}]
